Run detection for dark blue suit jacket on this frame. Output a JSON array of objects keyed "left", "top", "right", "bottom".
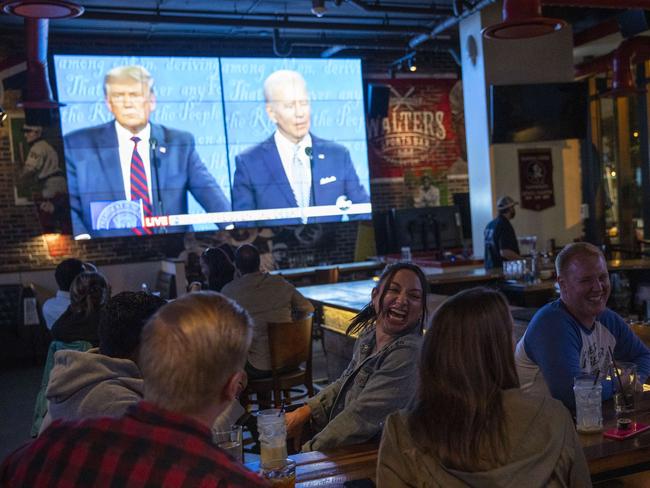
[
  {"left": 64, "top": 122, "right": 230, "bottom": 237},
  {"left": 232, "top": 134, "right": 370, "bottom": 226}
]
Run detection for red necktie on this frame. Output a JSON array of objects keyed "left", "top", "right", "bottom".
[{"left": 129, "top": 136, "right": 153, "bottom": 235}]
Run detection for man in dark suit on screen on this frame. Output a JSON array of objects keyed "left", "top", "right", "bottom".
[
  {"left": 232, "top": 69, "right": 370, "bottom": 226},
  {"left": 64, "top": 65, "right": 230, "bottom": 238}
]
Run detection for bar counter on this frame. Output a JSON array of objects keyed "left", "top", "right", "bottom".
[{"left": 298, "top": 280, "right": 531, "bottom": 381}]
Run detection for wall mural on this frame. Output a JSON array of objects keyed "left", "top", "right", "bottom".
[
  {"left": 366, "top": 78, "right": 467, "bottom": 207},
  {"left": 1, "top": 60, "right": 71, "bottom": 235}
]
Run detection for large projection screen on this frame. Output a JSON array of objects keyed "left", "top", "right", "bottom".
[{"left": 53, "top": 55, "right": 371, "bottom": 238}]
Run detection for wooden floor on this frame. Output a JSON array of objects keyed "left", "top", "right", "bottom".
[{"left": 0, "top": 364, "right": 42, "bottom": 460}]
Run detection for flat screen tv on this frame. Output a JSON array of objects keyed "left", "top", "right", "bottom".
[
  {"left": 490, "top": 82, "right": 588, "bottom": 144},
  {"left": 53, "top": 55, "right": 371, "bottom": 239},
  {"left": 373, "top": 206, "right": 463, "bottom": 255}
]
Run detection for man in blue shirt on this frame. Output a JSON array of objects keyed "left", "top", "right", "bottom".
[
  {"left": 515, "top": 242, "right": 650, "bottom": 409},
  {"left": 484, "top": 195, "right": 521, "bottom": 269}
]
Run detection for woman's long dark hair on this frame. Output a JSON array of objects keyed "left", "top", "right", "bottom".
[
  {"left": 407, "top": 287, "right": 519, "bottom": 472},
  {"left": 202, "top": 244, "right": 235, "bottom": 292},
  {"left": 70, "top": 271, "right": 109, "bottom": 317},
  {"left": 346, "top": 262, "right": 428, "bottom": 336}
]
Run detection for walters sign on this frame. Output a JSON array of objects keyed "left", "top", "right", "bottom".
[{"left": 366, "top": 79, "right": 463, "bottom": 179}]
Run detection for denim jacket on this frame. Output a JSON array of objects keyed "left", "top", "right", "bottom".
[{"left": 304, "top": 325, "right": 422, "bottom": 451}]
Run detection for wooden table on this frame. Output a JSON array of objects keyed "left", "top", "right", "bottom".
[
  {"left": 247, "top": 443, "right": 378, "bottom": 487},
  {"left": 581, "top": 391, "right": 650, "bottom": 481},
  {"left": 271, "top": 261, "right": 385, "bottom": 284},
  {"left": 247, "top": 393, "right": 650, "bottom": 486}
]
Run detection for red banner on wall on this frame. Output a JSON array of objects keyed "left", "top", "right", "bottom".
[
  {"left": 366, "top": 78, "right": 464, "bottom": 179},
  {"left": 518, "top": 148, "right": 555, "bottom": 211}
]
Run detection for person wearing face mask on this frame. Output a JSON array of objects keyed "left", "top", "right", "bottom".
[
  {"left": 285, "top": 262, "right": 427, "bottom": 452},
  {"left": 515, "top": 242, "right": 650, "bottom": 410}
]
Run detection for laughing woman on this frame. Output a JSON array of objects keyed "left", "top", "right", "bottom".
[{"left": 285, "top": 262, "right": 428, "bottom": 452}]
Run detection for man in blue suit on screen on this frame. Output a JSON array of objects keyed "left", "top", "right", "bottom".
[
  {"left": 232, "top": 69, "right": 370, "bottom": 226},
  {"left": 64, "top": 65, "right": 230, "bottom": 239}
]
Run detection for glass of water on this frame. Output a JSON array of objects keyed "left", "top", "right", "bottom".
[
  {"left": 213, "top": 424, "right": 243, "bottom": 463},
  {"left": 574, "top": 374, "right": 603, "bottom": 434}
]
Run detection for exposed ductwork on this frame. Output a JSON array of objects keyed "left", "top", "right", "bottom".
[
  {"left": 541, "top": 0, "right": 650, "bottom": 8},
  {"left": 21, "top": 17, "right": 59, "bottom": 108},
  {"left": 573, "top": 18, "right": 619, "bottom": 47},
  {"left": 78, "top": 8, "right": 431, "bottom": 35},
  {"left": 345, "top": 0, "right": 452, "bottom": 16},
  {"left": 409, "top": 0, "right": 496, "bottom": 49},
  {"left": 411, "top": 0, "right": 650, "bottom": 50},
  {"left": 576, "top": 36, "right": 650, "bottom": 97},
  {"left": 1, "top": 0, "right": 84, "bottom": 109}
]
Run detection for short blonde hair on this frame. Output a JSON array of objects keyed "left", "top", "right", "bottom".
[
  {"left": 104, "top": 65, "right": 154, "bottom": 95},
  {"left": 263, "top": 69, "right": 307, "bottom": 104},
  {"left": 555, "top": 242, "right": 604, "bottom": 277},
  {"left": 139, "top": 292, "right": 252, "bottom": 414}
]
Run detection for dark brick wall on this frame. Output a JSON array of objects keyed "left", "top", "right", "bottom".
[{"left": 0, "top": 32, "right": 460, "bottom": 273}]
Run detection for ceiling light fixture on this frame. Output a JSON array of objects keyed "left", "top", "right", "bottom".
[
  {"left": 0, "top": 106, "right": 7, "bottom": 126},
  {"left": 482, "top": 0, "right": 565, "bottom": 40},
  {"left": 1, "top": 0, "right": 84, "bottom": 19},
  {"left": 390, "top": 51, "right": 418, "bottom": 74}
]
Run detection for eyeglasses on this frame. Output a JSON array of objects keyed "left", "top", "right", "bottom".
[{"left": 22, "top": 128, "right": 39, "bottom": 133}]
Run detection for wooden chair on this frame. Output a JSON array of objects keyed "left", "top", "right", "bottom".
[
  {"left": 312, "top": 267, "right": 338, "bottom": 354},
  {"left": 244, "top": 316, "right": 314, "bottom": 408},
  {"left": 313, "top": 267, "right": 339, "bottom": 285}
]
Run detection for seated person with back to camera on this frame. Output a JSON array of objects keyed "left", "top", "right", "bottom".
[
  {"left": 284, "top": 262, "right": 427, "bottom": 452},
  {"left": 221, "top": 244, "right": 314, "bottom": 381},
  {"left": 42, "top": 258, "right": 86, "bottom": 329},
  {"left": 377, "top": 288, "right": 590, "bottom": 487},
  {"left": 1, "top": 293, "right": 267, "bottom": 487},
  {"left": 39, "top": 291, "right": 167, "bottom": 433}
]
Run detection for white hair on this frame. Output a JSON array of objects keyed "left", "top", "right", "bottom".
[
  {"left": 104, "top": 65, "right": 154, "bottom": 95},
  {"left": 263, "top": 69, "right": 308, "bottom": 103}
]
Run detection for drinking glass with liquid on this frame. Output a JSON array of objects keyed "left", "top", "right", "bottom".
[
  {"left": 573, "top": 374, "right": 603, "bottom": 434},
  {"left": 257, "top": 409, "right": 296, "bottom": 487},
  {"left": 212, "top": 424, "right": 243, "bottom": 463},
  {"left": 613, "top": 361, "right": 638, "bottom": 418}
]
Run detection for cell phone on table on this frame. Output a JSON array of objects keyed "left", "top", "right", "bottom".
[{"left": 603, "top": 422, "right": 650, "bottom": 440}]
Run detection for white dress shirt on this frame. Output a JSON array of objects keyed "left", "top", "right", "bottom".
[
  {"left": 115, "top": 121, "right": 153, "bottom": 202},
  {"left": 274, "top": 130, "right": 312, "bottom": 209},
  {"left": 42, "top": 290, "right": 70, "bottom": 329}
]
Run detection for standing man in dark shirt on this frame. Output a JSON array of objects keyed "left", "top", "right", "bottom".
[{"left": 484, "top": 195, "right": 522, "bottom": 269}]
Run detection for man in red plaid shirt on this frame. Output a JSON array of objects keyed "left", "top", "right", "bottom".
[{"left": 1, "top": 292, "right": 268, "bottom": 487}]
